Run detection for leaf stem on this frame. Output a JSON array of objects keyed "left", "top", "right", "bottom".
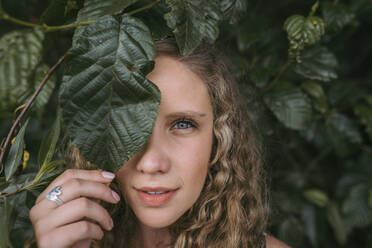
[
  {"left": 0, "top": 49, "right": 70, "bottom": 170},
  {"left": 0, "top": 181, "right": 47, "bottom": 199},
  {"left": 309, "top": 0, "right": 320, "bottom": 16},
  {"left": 262, "top": 61, "right": 291, "bottom": 93},
  {"left": 128, "top": 0, "right": 161, "bottom": 15},
  {"left": 0, "top": 4, "right": 95, "bottom": 32}
]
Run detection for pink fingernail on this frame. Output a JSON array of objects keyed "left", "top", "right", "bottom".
[
  {"left": 112, "top": 190, "right": 120, "bottom": 202},
  {"left": 102, "top": 171, "right": 115, "bottom": 179}
]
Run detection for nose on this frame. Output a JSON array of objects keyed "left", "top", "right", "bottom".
[{"left": 135, "top": 129, "right": 171, "bottom": 174}]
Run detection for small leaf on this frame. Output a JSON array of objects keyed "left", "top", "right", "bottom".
[
  {"left": 283, "top": 14, "right": 325, "bottom": 62},
  {"left": 164, "top": 0, "right": 222, "bottom": 55},
  {"left": 327, "top": 202, "right": 348, "bottom": 245},
  {"left": 264, "top": 84, "right": 312, "bottom": 130},
  {"left": 60, "top": 15, "right": 160, "bottom": 172},
  {"left": 304, "top": 189, "right": 329, "bottom": 207},
  {"left": 294, "top": 46, "right": 338, "bottom": 82},
  {"left": 4, "top": 120, "right": 29, "bottom": 181},
  {"left": 321, "top": 2, "right": 355, "bottom": 33},
  {"left": 38, "top": 111, "right": 61, "bottom": 167},
  {"left": 327, "top": 112, "right": 362, "bottom": 145},
  {"left": 354, "top": 104, "right": 372, "bottom": 140},
  {"left": 0, "top": 28, "right": 44, "bottom": 113},
  {"left": 77, "top": 0, "right": 139, "bottom": 22},
  {"left": 301, "top": 81, "right": 328, "bottom": 113}
]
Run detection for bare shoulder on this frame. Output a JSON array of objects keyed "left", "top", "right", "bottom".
[{"left": 266, "top": 234, "right": 291, "bottom": 248}]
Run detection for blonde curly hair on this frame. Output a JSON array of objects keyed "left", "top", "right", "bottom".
[{"left": 66, "top": 38, "right": 268, "bottom": 247}]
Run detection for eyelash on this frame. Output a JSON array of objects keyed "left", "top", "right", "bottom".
[{"left": 171, "top": 118, "right": 197, "bottom": 130}]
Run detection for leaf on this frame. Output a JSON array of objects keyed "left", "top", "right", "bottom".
[
  {"left": 327, "top": 202, "right": 348, "bottom": 245},
  {"left": 303, "top": 189, "right": 329, "bottom": 207},
  {"left": 321, "top": 2, "right": 355, "bottom": 33},
  {"left": 342, "top": 184, "right": 372, "bottom": 228},
  {"left": 0, "top": 198, "right": 13, "bottom": 248},
  {"left": 0, "top": 28, "right": 44, "bottom": 113},
  {"left": 354, "top": 104, "right": 372, "bottom": 140},
  {"left": 301, "top": 204, "right": 318, "bottom": 247},
  {"left": 301, "top": 81, "right": 328, "bottom": 114},
  {"left": 38, "top": 111, "right": 61, "bottom": 167},
  {"left": 294, "top": 46, "right": 338, "bottom": 82},
  {"left": 60, "top": 14, "right": 160, "bottom": 172},
  {"left": 283, "top": 14, "right": 325, "bottom": 62},
  {"left": 328, "top": 81, "right": 365, "bottom": 107},
  {"left": 4, "top": 120, "right": 29, "bottom": 181},
  {"left": 164, "top": 0, "right": 222, "bottom": 55},
  {"left": 77, "top": 0, "right": 138, "bottom": 22},
  {"left": 264, "top": 84, "right": 312, "bottom": 130},
  {"left": 326, "top": 112, "right": 362, "bottom": 145},
  {"left": 220, "top": 0, "right": 247, "bottom": 24},
  {"left": 17, "top": 63, "right": 57, "bottom": 114}
]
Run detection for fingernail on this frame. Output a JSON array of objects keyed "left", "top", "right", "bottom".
[
  {"left": 112, "top": 190, "right": 120, "bottom": 202},
  {"left": 102, "top": 171, "right": 115, "bottom": 179}
]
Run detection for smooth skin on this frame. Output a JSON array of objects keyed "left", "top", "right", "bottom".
[{"left": 29, "top": 169, "right": 120, "bottom": 248}]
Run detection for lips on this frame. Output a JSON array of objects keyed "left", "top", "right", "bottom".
[{"left": 136, "top": 187, "right": 178, "bottom": 207}]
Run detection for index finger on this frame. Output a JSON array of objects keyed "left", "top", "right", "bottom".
[{"left": 36, "top": 169, "right": 116, "bottom": 204}]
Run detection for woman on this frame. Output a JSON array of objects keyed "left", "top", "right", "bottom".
[{"left": 30, "top": 39, "right": 289, "bottom": 248}]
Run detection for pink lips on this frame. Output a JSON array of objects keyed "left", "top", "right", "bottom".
[{"left": 136, "top": 187, "right": 178, "bottom": 207}]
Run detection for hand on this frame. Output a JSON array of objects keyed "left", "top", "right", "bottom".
[{"left": 29, "top": 169, "right": 120, "bottom": 248}]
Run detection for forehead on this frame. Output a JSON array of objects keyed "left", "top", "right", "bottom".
[{"left": 147, "top": 56, "right": 212, "bottom": 113}]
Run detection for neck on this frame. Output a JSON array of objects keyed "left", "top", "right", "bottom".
[{"left": 135, "top": 224, "right": 171, "bottom": 248}]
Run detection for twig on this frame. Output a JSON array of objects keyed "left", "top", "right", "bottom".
[
  {"left": 309, "top": 0, "right": 320, "bottom": 16},
  {"left": 262, "top": 61, "right": 291, "bottom": 93},
  {"left": 0, "top": 49, "right": 70, "bottom": 169},
  {"left": 128, "top": 0, "right": 160, "bottom": 15},
  {"left": 0, "top": 5, "right": 95, "bottom": 32}
]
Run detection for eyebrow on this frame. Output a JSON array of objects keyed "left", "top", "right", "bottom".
[{"left": 166, "top": 111, "right": 208, "bottom": 118}]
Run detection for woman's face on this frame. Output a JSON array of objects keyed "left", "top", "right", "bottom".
[{"left": 117, "top": 55, "right": 214, "bottom": 228}]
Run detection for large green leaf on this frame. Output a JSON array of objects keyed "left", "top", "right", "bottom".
[
  {"left": 0, "top": 28, "right": 44, "bottom": 113},
  {"left": 294, "top": 46, "right": 338, "bottom": 82},
  {"left": 264, "top": 84, "right": 312, "bottom": 130},
  {"left": 301, "top": 81, "right": 328, "bottom": 114},
  {"left": 283, "top": 14, "right": 325, "bottom": 62},
  {"left": 77, "top": 0, "right": 139, "bottom": 22},
  {"left": 321, "top": 2, "right": 355, "bottom": 33},
  {"left": 164, "top": 0, "right": 222, "bottom": 55},
  {"left": 60, "top": 14, "right": 160, "bottom": 172},
  {"left": 17, "top": 63, "right": 57, "bottom": 114},
  {"left": 4, "top": 120, "right": 29, "bottom": 181}
]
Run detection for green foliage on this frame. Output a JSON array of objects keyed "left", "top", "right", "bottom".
[
  {"left": 0, "top": 0, "right": 371, "bottom": 247},
  {"left": 60, "top": 14, "right": 160, "bottom": 171}
]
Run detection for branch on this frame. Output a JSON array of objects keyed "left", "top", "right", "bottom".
[
  {"left": 0, "top": 49, "right": 70, "bottom": 169},
  {"left": 0, "top": 5, "right": 95, "bottom": 32},
  {"left": 128, "top": 0, "right": 160, "bottom": 15},
  {"left": 262, "top": 61, "right": 291, "bottom": 93}
]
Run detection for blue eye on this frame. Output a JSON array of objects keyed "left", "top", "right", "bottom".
[{"left": 172, "top": 119, "right": 196, "bottom": 130}]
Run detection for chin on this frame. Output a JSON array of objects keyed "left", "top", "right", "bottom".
[{"left": 134, "top": 207, "right": 183, "bottom": 229}]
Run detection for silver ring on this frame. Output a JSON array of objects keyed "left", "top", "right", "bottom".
[{"left": 46, "top": 185, "right": 63, "bottom": 205}]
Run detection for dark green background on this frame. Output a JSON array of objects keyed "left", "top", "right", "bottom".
[{"left": 0, "top": 0, "right": 371, "bottom": 247}]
